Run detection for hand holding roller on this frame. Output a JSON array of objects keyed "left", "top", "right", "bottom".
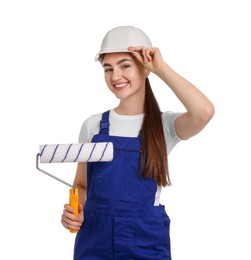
[{"left": 36, "top": 142, "right": 113, "bottom": 233}]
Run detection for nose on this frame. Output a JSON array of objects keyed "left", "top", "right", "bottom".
[{"left": 111, "top": 68, "right": 122, "bottom": 82}]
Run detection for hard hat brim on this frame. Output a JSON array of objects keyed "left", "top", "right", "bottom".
[{"left": 95, "top": 49, "right": 133, "bottom": 62}]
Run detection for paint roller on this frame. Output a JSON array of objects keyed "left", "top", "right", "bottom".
[{"left": 36, "top": 142, "right": 113, "bottom": 233}]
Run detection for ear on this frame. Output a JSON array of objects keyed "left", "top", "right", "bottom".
[{"left": 144, "top": 67, "right": 150, "bottom": 78}]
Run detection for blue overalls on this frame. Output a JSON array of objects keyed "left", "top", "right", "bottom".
[{"left": 74, "top": 111, "right": 171, "bottom": 260}]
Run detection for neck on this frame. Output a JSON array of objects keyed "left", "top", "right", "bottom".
[
  {"left": 115, "top": 104, "right": 144, "bottom": 115},
  {"left": 115, "top": 88, "right": 145, "bottom": 115}
]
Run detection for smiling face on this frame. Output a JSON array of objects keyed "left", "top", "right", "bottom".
[{"left": 102, "top": 52, "right": 149, "bottom": 102}]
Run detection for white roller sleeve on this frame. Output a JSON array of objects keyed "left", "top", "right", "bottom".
[{"left": 39, "top": 142, "right": 113, "bottom": 163}]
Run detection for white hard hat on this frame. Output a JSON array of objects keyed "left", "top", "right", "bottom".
[{"left": 95, "top": 26, "right": 152, "bottom": 61}]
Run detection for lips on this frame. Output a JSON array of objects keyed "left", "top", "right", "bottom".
[{"left": 113, "top": 82, "right": 129, "bottom": 90}]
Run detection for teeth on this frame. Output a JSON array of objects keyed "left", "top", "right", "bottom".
[{"left": 115, "top": 83, "right": 127, "bottom": 88}]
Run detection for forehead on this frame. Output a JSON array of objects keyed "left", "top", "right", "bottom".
[{"left": 102, "top": 52, "right": 134, "bottom": 64}]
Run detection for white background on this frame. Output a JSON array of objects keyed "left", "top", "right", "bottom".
[{"left": 1, "top": 0, "right": 250, "bottom": 259}]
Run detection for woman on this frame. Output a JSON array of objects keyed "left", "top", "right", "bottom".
[{"left": 61, "top": 26, "right": 215, "bottom": 259}]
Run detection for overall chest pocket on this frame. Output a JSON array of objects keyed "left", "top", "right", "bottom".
[{"left": 91, "top": 159, "right": 144, "bottom": 202}]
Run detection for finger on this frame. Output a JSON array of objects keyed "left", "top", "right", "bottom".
[
  {"left": 62, "top": 209, "right": 79, "bottom": 222},
  {"left": 68, "top": 224, "right": 81, "bottom": 231},
  {"left": 64, "top": 203, "right": 75, "bottom": 214},
  {"left": 134, "top": 47, "right": 149, "bottom": 64},
  {"left": 130, "top": 51, "right": 144, "bottom": 64},
  {"left": 62, "top": 213, "right": 82, "bottom": 228},
  {"left": 145, "top": 48, "right": 152, "bottom": 62},
  {"left": 141, "top": 48, "right": 148, "bottom": 63},
  {"left": 128, "top": 46, "right": 145, "bottom": 59},
  {"left": 129, "top": 46, "right": 152, "bottom": 63},
  {"left": 128, "top": 46, "right": 144, "bottom": 52},
  {"left": 61, "top": 218, "right": 81, "bottom": 231}
]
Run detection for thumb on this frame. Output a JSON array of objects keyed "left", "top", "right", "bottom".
[{"left": 78, "top": 203, "right": 84, "bottom": 213}]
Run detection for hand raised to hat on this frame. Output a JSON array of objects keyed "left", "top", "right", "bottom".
[{"left": 128, "top": 46, "right": 165, "bottom": 75}]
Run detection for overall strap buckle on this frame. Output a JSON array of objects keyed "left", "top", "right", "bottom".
[{"left": 99, "top": 110, "right": 110, "bottom": 134}]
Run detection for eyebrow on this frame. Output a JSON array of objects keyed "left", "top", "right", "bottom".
[{"left": 103, "top": 58, "right": 133, "bottom": 67}]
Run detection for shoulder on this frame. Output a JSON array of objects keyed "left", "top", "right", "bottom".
[
  {"left": 85, "top": 113, "right": 103, "bottom": 126},
  {"left": 78, "top": 112, "right": 103, "bottom": 143},
  {"left": 161, "top": 111, "right": 180, "bottom": 136},
  {"left": 161, "top": 111, "right": 182, "bottom": 126},
  {"left": 161, "top": 111, "right": 183, "bottom": 153}
]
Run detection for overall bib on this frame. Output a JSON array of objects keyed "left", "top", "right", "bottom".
[{"left": 74, "top": 111, "right": 171, "bottom": 260}]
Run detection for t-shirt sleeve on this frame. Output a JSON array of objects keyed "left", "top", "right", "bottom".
[
  {"left": 78, "top": 113, "right": 102, "bottom": 143},
  {"left": 162, "top": 111, "right": 182, "bottom": 154},
  {"left": 78, "top": 117, "right": 91, "bottom": 143}
]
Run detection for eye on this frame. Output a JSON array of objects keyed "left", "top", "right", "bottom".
[
  {"left": 104, "top": 68, "right": 112, "bottom": 73},
  {"left": 122, "top": 64, "right": 130, "bottom": 69}
]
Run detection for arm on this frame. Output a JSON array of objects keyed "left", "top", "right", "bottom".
[
  {"left": 61, "top": 162, "right": 87, "bottom": 231},
  {"left": 156, "top": 63, "right": 215, "bottom": 139},
  {"left": 129, "top": 46, "right": 215, "bottom": 140}
]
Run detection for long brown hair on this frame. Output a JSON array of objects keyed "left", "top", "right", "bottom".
[{"left": 140, "top": 78, "right": 170, "bottom": 186}]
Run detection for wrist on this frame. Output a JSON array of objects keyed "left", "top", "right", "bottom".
[{"left": 155, "top": 62, "right": 172, "bottom": 79}]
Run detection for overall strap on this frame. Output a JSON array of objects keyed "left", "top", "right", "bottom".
[{"left": 99, "top": 110, "right": 110, "bottom": 135}]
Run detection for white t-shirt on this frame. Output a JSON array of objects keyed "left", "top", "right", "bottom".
[{"left": 79, "top": 109, "right": 182, "bottom": 205}]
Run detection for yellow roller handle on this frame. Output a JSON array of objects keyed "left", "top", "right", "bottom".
[{"left": 69, "top": 188, "right": 79, "bottom": 233}]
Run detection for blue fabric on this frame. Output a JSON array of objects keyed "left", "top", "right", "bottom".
[{"left": 74, "top": 110, "right": 171, "bottom": 259}]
